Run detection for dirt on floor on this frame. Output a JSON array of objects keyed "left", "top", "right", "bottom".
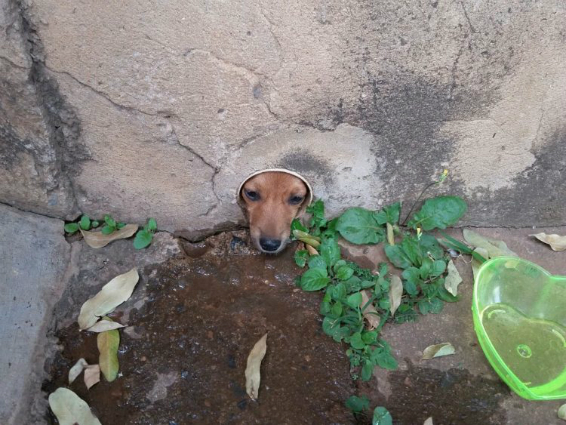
[
  {"left": 43, "top": 233, "right": 356, "bottom": 424},
  {"left": 42, "top": 231, "right": 529, "bottom": 425}
]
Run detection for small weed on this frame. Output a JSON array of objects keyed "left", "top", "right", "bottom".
[
  {"left": 64, "top": 214, "right": 157, "bottom": 250},
  {"left": 292, "top": 174, "right": 471, "bottom": 384}
]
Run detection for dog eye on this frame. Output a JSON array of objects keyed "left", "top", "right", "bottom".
[
  {"left": 288, "top": 195, "right": 304, "bottom": 205},
  {"left": 244, "top": 190, "right": 260, "bottom": 201}
]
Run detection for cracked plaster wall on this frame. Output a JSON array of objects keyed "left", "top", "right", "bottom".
[{"left": 1, "top": 0, "right": 565, "bottom": 233}]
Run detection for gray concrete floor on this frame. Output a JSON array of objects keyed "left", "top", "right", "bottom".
[{"left": 1, "top": 203, "right": 565, "bottom": 424}]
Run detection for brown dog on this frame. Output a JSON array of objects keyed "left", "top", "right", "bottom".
[{"left": 239, "top": 171, "right": 310, "bottom": 253}]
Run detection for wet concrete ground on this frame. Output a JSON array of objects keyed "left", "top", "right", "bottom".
[{"left": 4, "top": 212, "right": 565, "bottom": 424}]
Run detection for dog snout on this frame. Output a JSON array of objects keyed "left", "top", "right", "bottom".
[{"left": 259, "top": 237, "right": 282, "bottom": 252}]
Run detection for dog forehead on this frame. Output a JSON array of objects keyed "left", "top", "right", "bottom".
[{"left": 244, "top": 172, "right": 306, "bottom": 194}]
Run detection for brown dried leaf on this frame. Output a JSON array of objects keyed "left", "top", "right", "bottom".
[
  {"left": 306, "top": 244, "right": 319, "bottom": 256},
  {"left": 386, "top": 223, "right": 395, "bottom": 245},
  {"left": 422, "top": 342, "right": 455, "bottom": 360},
  {"left": 48, "top": 388, "right": 102, "bottom": 425},
  {"left": 87, "top": 320, "right": 126, "bottom": 333},
  {"left": 78, "top": 268, "right": 139, "bottom": 330},
  {"left": 558, "top": 403, "right": 566, "bottom": 420},
  {"left": 531, "top": 233, "right": 566, "bottom": 252},
  {"left": 245, "top": 333, "right": 268, "bottom": 400},
  {"left": 463, "top": 229, "right": 517, "bottom": 257},
  {"left": 472, "top": 247, "right": 489, "bottom": 281},
  {"left": 360, "top": 290, "right": 380, "bottom": 330},
  {"left": 424, "top": 417, "right": 434, "bottom": 425},
  {"left": 389, "top": 275, "right": 403, "bottom": 316},
  {"left": 69, "top": 358, "right": 88, "bottom": 384},
  {"left": 80, "top": 224, "right": 138, "bottom": 249},
  {"left": 98, "top": 319, "right": 120, "bottom": 382},
  {"left": 444, "top": 260, "right": 463, "bottom": 296},
  {"left": 84, "top": 364, "right": 101, "bottom": 389}
]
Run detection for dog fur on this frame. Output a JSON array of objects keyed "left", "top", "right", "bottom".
[{"left": 240, "top": 171, "right": 309, "bottom": 254}]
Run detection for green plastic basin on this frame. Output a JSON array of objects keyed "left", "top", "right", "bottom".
[{"left": 472, "top": 256, "right": 566, "bottom": 400}]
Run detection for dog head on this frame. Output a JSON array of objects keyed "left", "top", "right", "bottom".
[{"left": 239, "top": 171, "right": 310, "bottom": 254}]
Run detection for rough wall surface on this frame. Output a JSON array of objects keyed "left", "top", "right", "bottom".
[{"left": 1, "top": 0, "right": 565, "bottom": 232}]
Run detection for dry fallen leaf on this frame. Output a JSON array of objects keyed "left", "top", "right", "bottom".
[
  {"left": 80, "top": 224, "right": 139, "bottom": 249},
  {"left": 444, "top": 260, "right": 463, "bottom": 296},
  {"left": 389, "top": 275, "right": 403, "bottom": 316},
  {"left": 558, "top": 403, "right": 566, "bottom": 420},
  {"left": 69, "top": 358, "right": 89, "bottom": 384},
  {"left": 472, "top": 247, "right": 489, "bottom": 281},
  {"left": 306, "top": 244, "right": 319, "bottom": 256},
  {"left": 424, "top": 417, "right": 434, "bottom": 425},
  {"left": 78, "top": 268, "right": 139, "bottom": 330},
  {"left": 422, "top": 342, "right": 455, "bottom": 360},
  {"left": 98, "top": 319, "right": 120, "bottom": 382},
  {"left": 87, "top": 320, "right": 126, "bottom": 333},
  {"left": 531, "top": 233, "right": 566, "bottom": 252},
  {"left": 84, "top": 364, "right": 101, "bottom": 389},
  {"left": 48, "top": 388, "right": 102, "bottom": 425},
  {"left": 386, "top": 223, "right": 395, "bottom": 245},
  {"left": 360, "top": 290, "right": 380, "bottom": 330},
  {"left": 463, "top": 229, "right": 517, "bottom": 258},
  {"left": 245, "top": 333, "right": 268, "bottom": 400}
]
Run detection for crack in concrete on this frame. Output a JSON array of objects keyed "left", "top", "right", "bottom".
[
  {"left": 44, "top": 65, "right": 158, "bottom": 118},
  {"left": 459, "top": 1, "right": 476, "bottom": 34},
  {"left": 448, "top": 46, "right": 464, "bottom": 100}
]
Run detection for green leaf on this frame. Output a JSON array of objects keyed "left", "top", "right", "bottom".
[
  {"left": 401, "top": 237, "right": 422, "bottom": 267},
  {"left": 117, "top": 222, "right": 126, "bottom": 230},
  {"left": 147, "top": 218, "right": 157, "bottom": 232},
  {"left": 431, "top": 260, "right": 447, "bottom": 277},
  {"left": 79, "top": 215, "right": 91, "bottom": 230},
  {"left": 336, "top": 208, "right": 385, "bottom": 245},
  {"left": 336, "top": 265, "right": 354, "bottom": 281},
  {"left": 371, "top": 347, "right": 398, "bottom": 370},
  {"left": 104, "top": 214, "right": 116, "bottom": 228},
  {"left": 294, "top": 250, "right": 309, "bottom": 268},
  {"left": 345, "top": 395, "right": 369, "bottom": 413},
  {"left": 307, "top": 200, "right": 326, "bottom": 228},
  {"left": 64, "top": 223, "right": 80, "bottom": 234},
  {"left": 332, "top": 283, "right": 347, "bottom": 300},
  {"left": 101, "top": 225, "right": 116, "bottom": 235},
  {"left": 308, "top": 255, "right": 327, "bottom": 270},
  {"left": 408, "top": 196, "right": 468, "bottom": 231},
  {"left": 346, "top": 292, "right": 362, "bottom": 309},
  {"left": 331, "top": 301, "right": 343, "bottom": 317},
  {"left": 362, "top": 330, "right": 378, "bottom": 344},
  {"left": 373, "top": 202, "right": 401, "bottom": 225},
  {"left": 419, "top": 234, "right": 445, "bottom": 260},
  {"left": 91, "top": 220, "right": 100, "bottom": 228},
  {"left": 320, "top": 238, "right": 341, "bottom": 267},
  {"left": 291, "top": 218, "right": 308, "bottom": 235},
  {"left": 361, "top": 360, "right": 374, "bottom": 381},
  {"left": 384, "top": 245, "right": 412, "bottom": 269},
  {"left": 372, "top": 406, "right": 393, "bottom": 425},
  {"left": 401, "top": 267, "right": 421, "bottom": 295},
  {"left": 134, "top": 229, "right": 153, "bottom": 249},
  {"left": 349, "top": 332, "right": 366, "bottom": 350},
  {"left": 300, "top": 267, "right": 330, "bottom": 291}
]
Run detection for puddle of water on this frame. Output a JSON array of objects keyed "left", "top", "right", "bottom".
[{"left": 44, "top": 235, "right": 355, "bottom": 424}]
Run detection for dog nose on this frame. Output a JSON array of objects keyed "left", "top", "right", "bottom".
[{"left": 259, "top": 237, "right": 282, "bottom": 252}]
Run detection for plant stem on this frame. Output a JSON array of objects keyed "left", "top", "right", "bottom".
[{"left": 401, "top": 181, "right": 438, "bottom": 226}]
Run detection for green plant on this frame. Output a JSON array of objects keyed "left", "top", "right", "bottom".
[
  {"left": 64, "top": 214, "right": 100, "bottom": 234},
  {"left": 133, "top": 218, "right": 157, "bottom": 250},
  {"left": 101, "top": 214, "right": 126, "bottom": 235},
  {"left": 292, "top": 189, "right": 469, "bottom": 382}
]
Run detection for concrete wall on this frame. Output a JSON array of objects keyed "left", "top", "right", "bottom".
[{"left": 1, "top": 0, "right": 565, "bottom": 234}]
